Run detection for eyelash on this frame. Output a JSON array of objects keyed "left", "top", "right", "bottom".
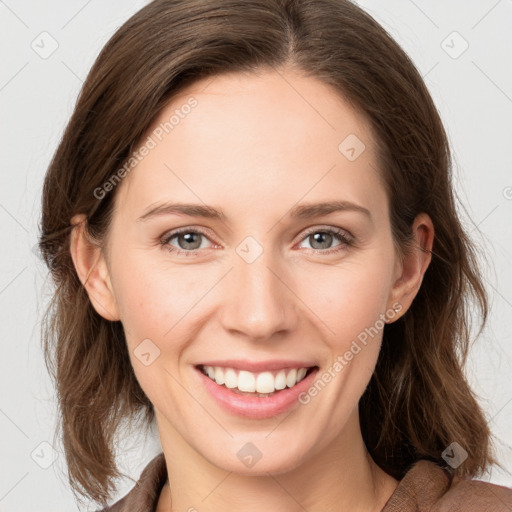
[{"left": 160, "top": 226, "right": 354, "bottom": 257}]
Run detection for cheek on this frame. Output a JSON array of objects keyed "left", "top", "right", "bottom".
[
  {"left": 109, "top": 233, "right": 395, "bottom": 354},
  {"left": 297, "top": 256, "right": 393, "bottom": 340},
  {"left": 109, "top": 252, "right": 202, "bottom": 349},
  {"left": 110, "top": 259, "right": 201, "bottom": 399}
]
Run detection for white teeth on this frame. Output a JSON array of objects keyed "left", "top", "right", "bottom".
[
  {"left": 201, "top": 365, "right": 312, "bottom": 394},
  {"left": 214, "top": 367, "right": 225, "bottom": 386},
  {"left": 224, "top": 368, "right": 238, "bottom": 389},
  {"left": 286, "top": 368, "right": 297, "bottom": 388},
  {"left": 238, "top": 370, "right": 255, "bottom": 392},
  {"left": 274, "top": 370, "right": 287, "bottom": 390},
  {"left": 256, "top": 371, "right": 274, "bottom": 393}
]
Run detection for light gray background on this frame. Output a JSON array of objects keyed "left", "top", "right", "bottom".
[{"left": 1, "top": 1, "right": 511, "bottom": 511}]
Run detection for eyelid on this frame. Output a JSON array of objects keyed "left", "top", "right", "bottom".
[
  {"left": 160, "top": 226, "right": 218, "bottom": 249},
  {"left": 295, "top": 225, "right": 354, "bottom": 253},
  {"left": 298, "top": 224, "right": 354, "bottom": 242},
  {"left": 160, "top": 224, "right": 355, "bottom": 255}
]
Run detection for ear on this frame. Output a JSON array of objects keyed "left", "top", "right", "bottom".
[
  {"left": 69, "top": 214, "right": 120, "bottom": 321},
  {"left": 386, "top": 213, "right": 434, "bottom": 322}
]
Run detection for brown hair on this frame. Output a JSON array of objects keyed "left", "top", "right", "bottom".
[{"left": 38, "top": 0, "right": 501, "bottom": 507}]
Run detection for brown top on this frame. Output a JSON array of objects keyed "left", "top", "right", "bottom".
[{"left": 98, "top": 452, "right": 512, "bottom": 511}]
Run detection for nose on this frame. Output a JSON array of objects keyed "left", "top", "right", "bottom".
[{"left": 219, "top": 249, "right": 298, "bottom": 342}]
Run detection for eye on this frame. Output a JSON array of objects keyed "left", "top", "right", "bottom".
[
  {"left": 160, "top": 226, "right": 354, "bottom": 256},
  {"left": 161, "top": 228, "right": 214, "bottom": 256},
  {"left": 297, "top": 227, "right": 354, "bottom": 253}
]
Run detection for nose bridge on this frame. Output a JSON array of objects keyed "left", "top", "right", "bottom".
[{"left": 220, "top": 242, "right": 296, "bottom": 340}]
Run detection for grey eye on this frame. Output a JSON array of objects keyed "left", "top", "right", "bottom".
[{"left": 307, "top": 232, "right": 336, "bottom": 250}]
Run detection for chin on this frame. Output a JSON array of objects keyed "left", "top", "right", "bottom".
[{"left": 203, "top": 440, "right": 309, "bottom": 477}]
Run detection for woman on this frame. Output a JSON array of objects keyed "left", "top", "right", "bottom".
[{"left": 38, "top": 0, "right": 512, "bottom": 510}]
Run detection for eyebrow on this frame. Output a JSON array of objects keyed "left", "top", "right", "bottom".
[{"left": 137, "top": 200, "right": 372, "bottom": 222}]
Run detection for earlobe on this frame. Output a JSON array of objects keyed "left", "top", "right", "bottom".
[
  {"left": 386, "top": 213, "right": 434, "bottom": 322},
  {"left": 69, "top": 214, "right": 120, "bottom": 321}
]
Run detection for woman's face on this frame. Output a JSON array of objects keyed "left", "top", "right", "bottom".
[{"left": 95, "top": 68, "right": 418, "bottom": 474}]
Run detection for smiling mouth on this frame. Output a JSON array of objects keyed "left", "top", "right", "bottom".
[{"left": 196, "top": 364, "right": 319, "bottom": 397}]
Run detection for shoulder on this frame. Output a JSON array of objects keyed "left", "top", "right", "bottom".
[
  {"left": 438, "top": 471, "right": 512, "bottom": 512},
  {"left": 382, "top": 459, "right": 512, "bottom": 511},
  {"left": 96, "top": 452, "right": 167, "bottom": 512}
]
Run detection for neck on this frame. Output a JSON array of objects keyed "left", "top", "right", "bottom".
[{"left": 156, "top": 409, "right": 398, "bottom": 512}]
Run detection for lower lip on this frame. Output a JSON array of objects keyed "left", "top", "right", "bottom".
[{"left": 195, "top": 366, "right": 319, "bottom": 419}]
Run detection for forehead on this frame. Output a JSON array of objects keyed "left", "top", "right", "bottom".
[
  {"left": 114, "top": 68, "right": 384, "bottom": 217},
  {"left": 164, "top": 68, "right": 375, "bottom": 153}
]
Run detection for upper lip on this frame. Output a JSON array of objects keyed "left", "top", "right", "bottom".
[{"left": 196, "top": 360, "right": 318, "bottom": 373}]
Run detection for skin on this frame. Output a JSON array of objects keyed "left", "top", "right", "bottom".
[{"left": 70, "top": 67, "right": 434, "bottom": 511}]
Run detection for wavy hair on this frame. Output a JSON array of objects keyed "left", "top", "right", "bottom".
[{"left": 38, "top": 0, "right": 500, "bottom": 507}]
